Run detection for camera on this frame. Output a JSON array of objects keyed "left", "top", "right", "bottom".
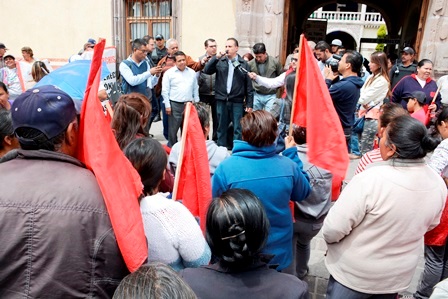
[{"left": 326, "top": 54, "right": 342, "bottom": 72}]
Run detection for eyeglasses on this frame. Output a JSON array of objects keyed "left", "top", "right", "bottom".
[
  {"left": 291, "top": 58, "right": 298, "bottom": 62},
  {"left": 138, "top": 49, "right": 148, "bottom": 54}
]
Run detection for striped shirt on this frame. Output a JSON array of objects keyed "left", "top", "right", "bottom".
[{"left": 355, "top": 148, "right": 383, "bottom": 175}]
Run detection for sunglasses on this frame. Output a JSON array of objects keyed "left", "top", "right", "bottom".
[{"left": 291, "top": 58, "right": 298, "bottom": 62}]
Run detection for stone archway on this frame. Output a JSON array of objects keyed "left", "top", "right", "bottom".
[{"left": 326, "top": 30, "right": 359, "bottom": 51}]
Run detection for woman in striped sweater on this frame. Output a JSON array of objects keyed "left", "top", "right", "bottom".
[{"left": 355, "top": 103, "right": 408, "bottom": 174}]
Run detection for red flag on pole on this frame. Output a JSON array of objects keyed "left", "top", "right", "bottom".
[
  {"left": 77, "top": 39, "right": 147, "bottom": 272},
  {"left": 291, "top": 34, "right": 349, "bottom": 199},
  {"left": 172, "top": 103, "right": 212, "bottom": 232}
]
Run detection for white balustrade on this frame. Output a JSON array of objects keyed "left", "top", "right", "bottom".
[{"left": 309, "top": 11, "right": 384, "bottom": 24}]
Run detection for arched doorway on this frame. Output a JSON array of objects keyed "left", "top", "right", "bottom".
[
  {"left": 326, "top": 31, "right": 357, "bottom": 51},
  {"left": 282, "top": 0, "right": 429, "bottom": 62}
]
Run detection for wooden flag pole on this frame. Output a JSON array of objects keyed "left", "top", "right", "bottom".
[
  {"left": 105, "top": 101, "right": 114, "bottom": 118},
  {"left": 431, "top": 83, "right": 442, "bottom": 104},
  {"left": 289, "top": 34, "right": 305, "bottom": 136},
  {"left": 172, "top": 102, "right": 192, "bottom": 200}
]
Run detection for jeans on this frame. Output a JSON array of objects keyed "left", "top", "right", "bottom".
[
  {"left": 216, "top": 100, "right": 244, "bottom": 149},
  {"left": 351, "top": 133, "right": 361, "bottom": 156},
  {"left": 253, "top": 92, "right": 277, "bottom": 112},
  {"left": 415, "top": 243, "right": 448, "bottom": 299},
  {"left": 283, "top": 218, "right": 322, "bottom": 278},
  {"left": 360, "top": 119, "right": 378, "bottom": 155},
  {"left": 343, "top": 127, "right": 352, "bottom": 153},
  {"left": 326, "top": 276, "right": 398, "bottom": 299}
]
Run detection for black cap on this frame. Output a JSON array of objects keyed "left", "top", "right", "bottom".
[
  {"left": 155, "top": 34, "right": 164, "bottom": 40},
  {"left": 3, "top": 54, "right": 15, "bottom": 60},
  {"left": 0, "top": 43, "right": 7, "bottom": 50},
  {"left": 401, "top": 47, "right": 415, "bottom": 55},
  {"left": 411, "top": 91, "right": 426, "bottom": 104},
  {"left": 12, "top": 85, "right": 77, "bottom": 144}
]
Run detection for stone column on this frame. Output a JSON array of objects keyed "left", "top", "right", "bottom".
[
  {"left": 420, "top": 0, "right": 448, "bottom": 77},
  {"left": 235, "top": 0, "right": 285, "bottom": 58}
]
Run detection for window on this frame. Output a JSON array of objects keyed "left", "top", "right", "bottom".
[{"left": 126, "top": 0, "right": 172, "bottom": 53}]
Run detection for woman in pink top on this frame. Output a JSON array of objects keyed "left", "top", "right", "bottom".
[{"left": 355, "top": 103, "right": 408, "bottom": 174}]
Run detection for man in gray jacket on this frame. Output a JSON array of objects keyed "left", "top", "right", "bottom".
[
  {"left": 248, "top": 42, "right": 283, "bottom": 112},
  {"left": 0, "top": 86, "right": 128, "bottom": 298}
]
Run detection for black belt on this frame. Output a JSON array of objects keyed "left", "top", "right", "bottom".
[{"left": 170, "top": 100, "right": 192, "bottom": 104}]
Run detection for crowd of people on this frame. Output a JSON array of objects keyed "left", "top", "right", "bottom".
[{"left": 0, "top": 34, "right": 448, "bottom": 299}]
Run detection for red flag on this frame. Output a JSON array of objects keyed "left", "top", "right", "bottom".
[
  {"left": 77, "top": 39, "right": 147, "bottom": 272},
  {"left": 173, "top": 103, "right": 212, "bottom": 232},
  {"left": 291, "top": 34, "right": 349, "bottom": 199}
]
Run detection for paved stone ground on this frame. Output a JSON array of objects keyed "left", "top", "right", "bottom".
[{"left": 149, "top": 119, "right": 425, "bottom": 298}]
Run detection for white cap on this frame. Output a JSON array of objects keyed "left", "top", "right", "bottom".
[{"left": 331, "top": 39, "right": 343, "bottom": 47}]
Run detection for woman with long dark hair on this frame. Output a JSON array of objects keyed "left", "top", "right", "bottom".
[
  {"left": 124, "top": 138, "right": 210, "bottom": 271},
  {"left": 180, "top": 189, "right": 309, "bottom": 298},
  {"left": 323, "top": 115, "right": 447, "bottom": 298},
  {"left": 111, "top": 93, "right": 151, "bottom": 149}
]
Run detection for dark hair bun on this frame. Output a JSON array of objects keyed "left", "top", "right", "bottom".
[
  {"left": 421, "top": 135, "right": 439, "bottom": 152},
  {"left": 221, "top": 224, "right": 249, "bottom": 263}
]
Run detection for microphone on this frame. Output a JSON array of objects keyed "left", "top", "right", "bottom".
[
  {"left": 219, "top": 50, "right": 229, "bottom": 59},
  {"left": 232, "top": 59, "right": 248, "bottom": 74}
]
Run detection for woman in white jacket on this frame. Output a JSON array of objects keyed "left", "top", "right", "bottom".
[
  {"left": 358, "top": 52, "right": 390, "bottom": 155},
  {"left": 323, "top": 115, "right": 446, "bottom": 298}
]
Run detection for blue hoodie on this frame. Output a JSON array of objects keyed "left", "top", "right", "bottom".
[
  {"left": 326, "top": 76, "right": 365, "bottom": 128},
  {"left": 212, "top": 141, "right": 311, "bottom": 270}
]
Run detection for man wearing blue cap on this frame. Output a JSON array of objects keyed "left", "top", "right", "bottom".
[{"left": 0, "top": 85, "right": 128, "bottom": 297}]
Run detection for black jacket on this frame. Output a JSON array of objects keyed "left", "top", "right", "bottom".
[
  {"left": 180, "top": 261, "right": 309, "bottom": 299},
  {"left": 203, "top": 55, "right": 254, "bottom": 108},
  {"left": 326, "top": 75, "right": 365, "bottom": 128}
]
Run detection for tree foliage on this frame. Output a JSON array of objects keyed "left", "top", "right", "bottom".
[{"left": 375, "top": 24, "right": 387, "bottom": 52}]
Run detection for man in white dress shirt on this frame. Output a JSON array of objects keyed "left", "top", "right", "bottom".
[{"left": 162, "top": 51, "right": 199, "bottom": 146}]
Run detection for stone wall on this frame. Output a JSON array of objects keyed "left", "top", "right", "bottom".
[
  {"left": 420, "top": 0, "right": 448, "bottom": 78},
  {"left": 235, "top": 0, "right": 285, "bottom": 58}
]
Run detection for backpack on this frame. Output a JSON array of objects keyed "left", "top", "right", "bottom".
[{"left": 296, "top": 151, "right": 333, "bottom": 219}]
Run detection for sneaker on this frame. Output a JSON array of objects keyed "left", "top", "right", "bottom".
[
  {"left": 349, "top": 153, "right": 361, "bottom": 160},
  {"left": 154, "top": 114, "right": 161, "bottom": 122}
]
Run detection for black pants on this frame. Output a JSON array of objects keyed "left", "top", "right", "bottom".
[{"left": 199, "top": 94, "right": 218, "bottom": 142}]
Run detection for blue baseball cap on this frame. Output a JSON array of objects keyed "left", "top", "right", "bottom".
[
  {"left": 11, "top": 85, "right": 77, "bottom": 144},
  {"left": 87, "top": 38, "right": 96, "bottom": 45}
]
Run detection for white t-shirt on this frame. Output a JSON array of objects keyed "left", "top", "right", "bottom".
[{"left": 416, "top": 76, "right": 426, "bottom": 88}]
